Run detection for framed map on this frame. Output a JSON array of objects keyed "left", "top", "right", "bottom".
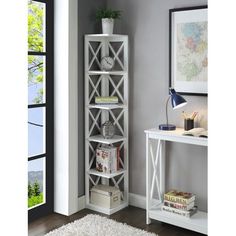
[{"left": 169, "top": 6, "right": 208, "bottom": 96}]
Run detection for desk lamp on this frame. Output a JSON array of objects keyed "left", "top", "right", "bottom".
[{"left": 159, "top": 88, "right": 187, "bottom": 130}]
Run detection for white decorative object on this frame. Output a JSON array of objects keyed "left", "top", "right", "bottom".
[
  {"left": 45, "top": 214, "right": 157, "bottom": 236},
  {"left": 85, "top": 34, "right": 129, "bottom": 215},
  {"left": 101, "top": 56, "right": 115, "bottom": 71},
  {"left": 101, "top": 120, "right": 115, "bottom": 139},
  {"left": 102, "top": 18, "right": 114, "bottom": 34},
  {"left": 145, "top": 128, "right": 207, "bottom": 234},
  {"left": 91, "top": 185, "right": 121, "bottom": 209}
]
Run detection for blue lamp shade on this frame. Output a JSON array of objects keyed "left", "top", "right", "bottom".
[
  {"left": 159, "top": 88, "right": 187, "bottom": 131},
  {"left": 170, "top": 88, "right": 187, "bottom": 109}
]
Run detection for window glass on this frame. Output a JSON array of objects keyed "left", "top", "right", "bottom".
[
  {"left": 28, "top": 158, "right": 46, "bottom": 209},
  {"left": 28, "top": 1, "right": 46, "bottom": 52},
  {"left": 28, "top": 107, "right": 46, "bottom": 157},
  {"left": 28, "top": 55, "right": 46, "bottom": 104}
]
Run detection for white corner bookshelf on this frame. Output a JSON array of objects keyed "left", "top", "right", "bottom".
[{"left": 84, "top": 34, "right": 129, "bottom": 215}]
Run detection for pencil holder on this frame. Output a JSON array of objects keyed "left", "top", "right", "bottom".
[{"left": 184, "top": 119, "right": 194, "bottom": 131}]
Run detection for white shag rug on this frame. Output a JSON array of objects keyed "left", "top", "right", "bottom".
[{"left": 45, "top": 214, "right": 157, "bottom": 236}]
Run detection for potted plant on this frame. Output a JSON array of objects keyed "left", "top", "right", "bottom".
[{"left": 96, "top": 9, "right": 122, "bottom": 34}]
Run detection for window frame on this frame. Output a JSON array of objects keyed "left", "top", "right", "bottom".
[{"left": 28, "top": 0, "right": 54, "bottom": 222}]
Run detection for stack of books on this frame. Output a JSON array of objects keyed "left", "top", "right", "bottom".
[
  {"left": 162, "top": 190, "right": 198, "bottom": 218},
  {"left": 95, "top": 96, "right": 118, "bottom": 104},
  {"left": 96, "top": 145, "right": 121, "bottom": 174}
]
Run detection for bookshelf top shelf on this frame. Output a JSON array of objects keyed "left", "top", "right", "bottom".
[{"left": 85, "top": 34, "right": 128, "bottom": 38}]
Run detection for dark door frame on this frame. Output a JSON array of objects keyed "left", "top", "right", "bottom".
[{"left": 28, "top": 0, "right": 54, "bottom": 222}]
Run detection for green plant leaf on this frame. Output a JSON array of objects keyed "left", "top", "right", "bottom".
[{"left": 96, "top": 8, "right": 122, "bottom": 20}]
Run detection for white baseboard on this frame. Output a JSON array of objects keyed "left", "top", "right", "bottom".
[
  {"left": 68, "top": 195, "right": 86, "bottom": 215},
  {"left": 77, "top": 195, "right": 86, "bottom": 211},
  {"left": 55, "top": 195, "right": 86, "bottom": 216},
  {"left": 129, "top": 193, "right": 146, "bottom": 209}
]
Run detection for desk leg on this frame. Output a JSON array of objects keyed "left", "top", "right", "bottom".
[
  {"left": 159, "top": 140, "right": 165, "bottom": 200},
  {"left": 146, "top": 134, "right": 151, "bottom": 224}
]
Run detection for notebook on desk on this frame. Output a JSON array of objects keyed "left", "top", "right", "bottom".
[{"left": 182, "top": 128, "right": 208, "bottom": 138}]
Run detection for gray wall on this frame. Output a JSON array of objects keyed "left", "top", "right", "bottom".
[
  {"left": 78, "top": 0, "right": 106, "bottom": 196},
  {"left": 77, "top": 0, "right": 208, "bottom": 211},
  {"left": 107, "top": 0, "right": 208, "bottom": 211}
]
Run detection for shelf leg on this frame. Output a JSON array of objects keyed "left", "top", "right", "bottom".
[
  {"left": 159, "top": 140, "right": 165, "bottom": 200},
  {"left": 150, "top": 139, "right": 162, "bottom": 202},
  {"left": 146, "top": 134, "right": 151, "bottom": 224},
  {"left": 146, "top": 217, "right": 151, "bottom": 225}
]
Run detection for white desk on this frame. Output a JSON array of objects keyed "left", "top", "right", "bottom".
[{"left": 145, "top": 128, "right": 207, "bottom": 234}]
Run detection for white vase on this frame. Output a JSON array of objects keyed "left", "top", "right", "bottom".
[{"left": 102, "top": 18, "right": 114, "bottom": 34}]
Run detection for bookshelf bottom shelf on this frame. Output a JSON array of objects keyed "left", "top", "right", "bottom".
[
  {"left": 148, "top": 204, "right": 207, "bottom": 235},
  {"left": 86, "top": 201, "right": 128, "bottom": 215}
]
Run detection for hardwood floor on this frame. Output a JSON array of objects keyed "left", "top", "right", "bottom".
[{"left": 28, "top": 206, "right": 206, "bottom": 236}]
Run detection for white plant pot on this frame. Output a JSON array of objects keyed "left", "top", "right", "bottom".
[{"left": 102, "top": 18, "right": 114, "bottom": 34}]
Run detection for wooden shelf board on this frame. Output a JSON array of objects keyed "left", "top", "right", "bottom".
[
  {"left": 87, "top": 169, "right": 126, "bottom": 178},
  {"left": 88, "top": 135, "right": 126, "bottom": 144},
  {"left": 149, "top": 204, "right": 207, "bottom": 235}
]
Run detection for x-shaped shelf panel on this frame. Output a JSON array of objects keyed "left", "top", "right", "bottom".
[
  {"left": 88, "top": 42, "right": 102, "bottom": 70},
  {"left": 108, "top": 109, "right": 125, "bottom": 135},
  {"left": 88, "top": 109, "right": 101, "bottom": 136},
  {"left": 88, "top": 74, "right": 125, "bottom": 105},
  {"left": 109, "top": 42, "right": 125, "bottom": 70},
  {"left": 89, "top": 110, "right": 125, "bottom": 136},
  {"left": 149, "top": 139, "right": 162, "bottom": 202},
  {"left": 89, "top": 142, "right": 125, "bottom": 169},
  {"left": 88, "top": 75, "right": 102, "bottom": 104},
  {"left": 89, "top": 175, "right": 101, "bottom": 187},
  {"left": 108, "top": 75, "right": 125, "bottom": 103},
  {"left": 88, "top": 141, "right": 125, "bottom": 171},
  {"left": 88, "top": 142, "right": 102, "bottom": 169},
  {"left": 111, "top": 174, "right": 125, "bottom": 199}
]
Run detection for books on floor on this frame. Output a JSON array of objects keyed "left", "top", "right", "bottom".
[
  {"left": 96, "top": 145, "right": 121, "bottom": 174},
  {"left": 162, "top": 190, "right": 197, "bottom": 218}
]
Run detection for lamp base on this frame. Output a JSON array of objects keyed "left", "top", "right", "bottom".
[{"left": 159, "top": 124, "right": 176, "bottom": 131}]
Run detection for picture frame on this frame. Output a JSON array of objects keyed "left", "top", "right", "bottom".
[{"left": 169, "top": 6, "right": 208, "bottom": 96}]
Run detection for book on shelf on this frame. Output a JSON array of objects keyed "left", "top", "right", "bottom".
[
  {"left": 182, "top": 128, "right": 208, "bottom": 138},
  {"left": 161, "top": 205, "right": 198, "bottom": 218},
  {"left": 164, "top": 190, "right": 195, "bottom": 205},
  {"left": 96, "top": 145, "right": 120, "bottom": 174},
  {"left": 163, "top": 200, "right": 194, "bottom": 211},
  {"left": 116, "top": 146, "right": 121, "bottom": 170},
  {"left": 95, "top": 96, "right": 118, "bottom": 104}
]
